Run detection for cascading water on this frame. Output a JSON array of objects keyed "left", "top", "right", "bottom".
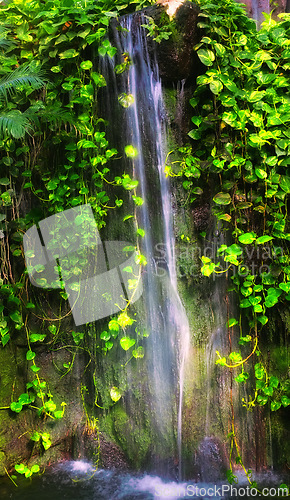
[
  {"left": 0, "top": 7, "right": 288, "bottom": 499},
  {"left": 1, "top": 461, "right": 283, "bottom": 500},
  {"left": 102, "top": 13, "right": 191, "bottom": 476},
  {"left": 251, "top": 0, "right": 269, "bottom": 24}
]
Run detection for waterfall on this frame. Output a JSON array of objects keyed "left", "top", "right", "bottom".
[
  {"left": 102, "top": 14, "right": 191, "bottom": 476},
  {"left": 250, "top": 0, "right": 270, "bottom": 24}
]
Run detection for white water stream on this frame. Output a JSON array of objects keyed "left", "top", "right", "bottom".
[{"left": 114, "top": 15, "right": 191, "bottom": 476}]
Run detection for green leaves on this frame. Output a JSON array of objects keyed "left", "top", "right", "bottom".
[
  {"left": 197, "top": 48, "right": 215, "bottom": 67},
  {"left": 223, "top": 244, "right": 243, "bottom": 266},
  {"left": 100, "top": 330, "right": 111, "bottom": 341},
  {"left": 0, "top": 63, "right": 45, "bottom": 100},
  {"left": 215, "top": 352, "right": 227, "bottom": 366},
  {"left": 257, "top": 395, "right": 268, "bottom": 406},
  {"left": 121, "top": 174, "right": 138, "bottom": 190},
  {"left": 280, "top": 175, "right": 290, "bottom": 193},
  {"left": 77, "top": 139, "right": 97, "bottom": 149},
  {"left": 91, "top": 72, "right": 106, "bottom": 87},
  {"left": 108, "top": 319, "right": 119, "bottom": 332},
  {"left": 26, "top": 350, "right": 35, "bottom": 361},
  {"left": 110, "top": 386, "right": 122, "bottom": 402},
  {"left": 118, "top": 93, "right": 134, "bottom": 108},
  {"left": 123, "top": 266, "right": 133, "bottom": 274},
  {"left": 269, "top": 376, "right": 279, "bottom": 389},
  {"left": 141, "top": 16, "right": 172, "bottom": 44},
  {"left": 40, "top": 432, "right": 51, "bottom": 450},
  {"left": 124, "top": 145, "right": 138, "bottom": 158},
  {"left": 132, "top": 346, "right": 144, "bottom": 359},
  {"left": 281, "top": 396, "right": 290, "bottom": 407},
  {"left": 59, "top": 48, "right": 79, "bottom": 59},
  {"left": 10, "top": 392, "right": 33, "bottom": 413},
  {"left": 44, "top": 400, "right": 56, "bottom": 413},
  {"left": 201, "top": 256, "right": 218, "bottom": 276},
  {"left": 235, "top": 371, "right": 249, "bottom": 383},
  {"left": 9, "top": 310, "right": 22, "bottom": 323},
  {"left": 221, "top": 111, "right": 237, "bottom": 128},
  {"left": 229, "top": 352, "right": 242, "bottom": 364},
  {"left": 255, "top": 363, "right": 265, "bottom": 380},
  {"left": 255, "top": 168, "right": 267, "bottom": 179},
  {"left": 213, "top": 192, "right": 231, "bottom": 205},
  {"left": 10, "top": 401, "right": 23, "bottom": 413},
  {"left": 238, "top": 232, "right": 256, "bottom": 245},
  {"left": 264, "top": 288, "right": 282, "bottom": 308},
  {"left": 30, "top": 431, "right": 40, "bottom": 442},
  {"left": 132, "top": 195, "right": 143, "bottom": 206},
  {"left": 98, "top": 40, "right": 116, "bottom": 58},
  {"left": 256, "top": 235, "right": 273, "bottom": 244},
  {"left": 137, "top": 228, "right": 145, "bottom": 237},
  {"left": 257, "top": 315, "right": 268, "bottom": 325},
  {"left": 279, "top": 282, "right": 290, "bottom": 293},
  {"left": 209, "top": 79, "right": 223, "bottom": 95},
  {"left": 46, "top": 179, "right": 59, "bottom": 190},
  {"left": 80, "top": 60, "right": 93, "bottom": 70},
  {"left": 271, "top": 401, "right": 281, "bottom": 411},
  {"left": 48, "top": 325, "right": 57, "bottom": 335},
  {"left": 29, "top": 333, "right": 46, "bottom": 342},
  {"left": 0, "top": 177, "right": 9, "bottom": 185},
  {"left": 117, "top": 311, "right": 134, "bottom": 328},
  {"left": 227, "top": 318, "right": 238, "bottom": 328},
  {"left": 120, "top": 337, "right": 135, "bottom": 351},
  {"left": 185, "top": 0, "right": 290, "bottom": 427},
  {"left": 0, "top": 110, "right": 33, "bottom": 139},
  {"left": 15, "top": 463, "right": 40, "bottom": 478},
  {"left": 51, "top": 65, "right": 62, "bottom": 73},
  {"left": 238, "top": 335, "right": 252, "bottom": 345}
]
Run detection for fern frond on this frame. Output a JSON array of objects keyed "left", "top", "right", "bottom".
[
  {"left": 0, "top": 26, "right": 15, "bottom": 52},
  {"left": 25, "top": 102, "right": 76, "bottom": 128},
  {"left": 0, "top": 38, "right": 15, "bottom": 52},
  {"left": 0, "top": 64, "right": 46, "bottom": 99},
  {"left": 0, "top": 110, "right": 33, "bottom": 139}
]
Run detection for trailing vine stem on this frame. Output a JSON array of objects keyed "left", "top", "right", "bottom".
[
  {"left": 0, "top": 0, "right": 154, "bottom": 480},
  {"left": 166, "top": 0, "right": 290, "bottom": 480}
]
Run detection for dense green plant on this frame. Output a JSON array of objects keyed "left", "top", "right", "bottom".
[
  {"left": 0, "top": 63, "right": 46, "bottom": 139},
  {"left": 167, "top": 0, "right": 290, "bottom": 481},
  {"left": 0, "top": 0, "right": 289, "bottom": 484},
  {"left": 0, "top": 0, "right": 153, "bottom": 479},
  {"left": 142, "top": 13, "right": 173, "bottom": 43}
]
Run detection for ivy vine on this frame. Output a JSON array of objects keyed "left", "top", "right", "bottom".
[
  {"left": 0, "top": 0, "right": 153, "bottom": 481},
  {"left": 167, "top": 0, "right": 290, "bottom": 482}
]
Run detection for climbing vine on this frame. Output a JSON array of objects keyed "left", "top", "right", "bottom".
[
  {"left": 167, "top": 0, "right": 290, "bottom": 481},
  {"left": 0, "top": 0, "right": 153, "bottom": 479},
  {"left": 0, "top": 0, "right": 289, "bottom": 485}
]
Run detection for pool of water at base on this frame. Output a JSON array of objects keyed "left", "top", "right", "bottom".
[{"left": 0, "top": 461, "right": 287, "bottom": 500}]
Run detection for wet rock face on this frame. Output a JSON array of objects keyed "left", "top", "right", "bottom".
[
  {"left": 191, "top": 204, "right": 212, "bottom": 232},
  {"left": 194, "top": 437, "right": 228, "bottom": 482},
  {"left": 110, "top": 2, "right": 201, "bottom": 84},
  {"left": 153, "top": 1, "right": 201, "bottom": 83},
  {"left": 80, "top": 430, "right": 130, "bottom": 471}
]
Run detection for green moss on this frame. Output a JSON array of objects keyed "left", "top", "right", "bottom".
[
  {"left": 270, "top": 412, "right": 290, "bottom": 469},
  {"left": 111, "top": 406, "right": 151, "bottom": 468},
  {"left": 0, "top": 452, "right": 6, "bottom": 475},
  {"left": 163, "top": 88, "right": 178, "bottom": 123},
  {"left": 270, "top": 346, "right": 289, "bottom": 374}
]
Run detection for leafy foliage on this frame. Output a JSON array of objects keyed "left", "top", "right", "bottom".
[
  {"left": 167, "top": 0, "right": 290, "bottom": 481},
  {"left": 0, "top": 64, "right": 45, "bottom": 100},
  {"left": 0, "top": 0, "right": 152, "bottom": 477}
]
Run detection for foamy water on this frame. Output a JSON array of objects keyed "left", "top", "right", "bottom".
[{"left": 0, "top": 461, "right": 287, "bottom": 500}]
